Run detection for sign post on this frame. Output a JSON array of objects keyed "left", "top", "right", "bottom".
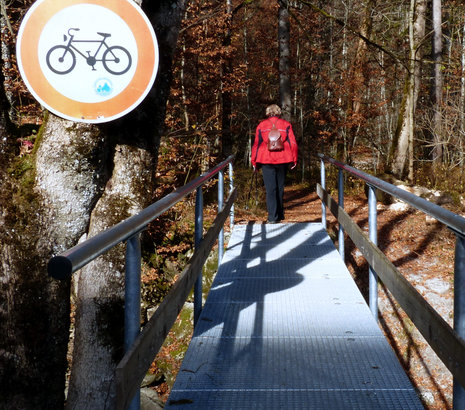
[{"left": 17, "top": 0, "right": 158, "bottom": 123}]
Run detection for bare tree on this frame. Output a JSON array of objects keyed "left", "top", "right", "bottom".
[
  {"left": 431, "top": 0, "right": 443, "bottom": 164},
  {"left": 345, "top": 0, "right": 375, "bottom": 164},
  {"left": 389, "top": 0, "right": 426, "bottom": 180},
  {"left": 279, "top": 0, "right": 292, "bottom": 121},
  {"left": 221, "top": 0, "right": 234, "bottom": 157}
]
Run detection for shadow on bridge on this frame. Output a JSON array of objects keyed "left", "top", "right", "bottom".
[
  {"left": 173, "top": 221, "right": 336, "bottom": 386},
  {"left": 165, "top": 221, "right": 423, "bottom": 409},
  {"left": 341, "top": 202, "right": 452, "bottom": 409}
]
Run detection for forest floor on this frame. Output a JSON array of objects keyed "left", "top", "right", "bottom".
[
  {"left": 153, "top": 180, "right": 457, "bottom": 409},
  {"left": 233, "top": 182, "right": 456, "bottom": 410}
]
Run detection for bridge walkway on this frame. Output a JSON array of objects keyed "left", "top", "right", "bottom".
[{"left": 165, "top": 222, "right": 423, "bottom": 409}]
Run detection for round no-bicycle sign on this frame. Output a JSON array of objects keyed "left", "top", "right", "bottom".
[{"left": 17, "top": 0, "right": 158, "bottom": 123}]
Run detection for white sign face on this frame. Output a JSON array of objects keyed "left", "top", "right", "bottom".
[{"left": 17, "top": 0, "right": 158, "bottom": 123}]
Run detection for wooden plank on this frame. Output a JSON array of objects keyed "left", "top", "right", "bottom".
[
  {"left": 317, "top": 183, "right": 465, "bottom": 389},
  {"left": 115, "top": 188, "right": 237, "bottom": 410}
]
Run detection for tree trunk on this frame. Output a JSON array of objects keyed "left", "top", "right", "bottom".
[
  {"left": 431, "top": 0, "right": 443, "bottom": 164},
  {"left": 67, "top": 144, "right": 153, "bottom": 408},
  {"left": 346, "top": 0, "right": 375, "bottom": 164},
  {"left": 181, "top": 45, "right": 189, "bottom": 131},
  {"left": 0, "top": 115, "right": 107, "bottom": 409},
  {"left": 243, "top": 5, "right": 252, "bottom": 166},
  {"left": 66, "top": 1, "right": 186, "bottom": 408},
  {"left": 336, "top": 3, "right": 350, "bottom": 161},
  {"left": 221, "top": 0, "right": 233, "bottom": 157},
  {"left": 461, "top": 16, "right": 465, "bottom": 167},
  {"left": 461, "top": 17, "right": 465, "bottom": 136},
  {"left": 278, "top": 0, "right": 291, "bottom": 121},
  {"left": 1, "top": 0, "right": 185, "bottom": 408},
  {"left": 390, "top": 0, "right": 426, "bottom": 179}
]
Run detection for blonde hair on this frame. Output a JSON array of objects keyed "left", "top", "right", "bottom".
[{"left": 266, "top": 104, "right": 281, "bottom": 117}]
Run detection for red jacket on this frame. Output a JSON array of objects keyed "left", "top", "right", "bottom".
[{"left": 251, "top": 116, "right": 298, "bottom": 167}]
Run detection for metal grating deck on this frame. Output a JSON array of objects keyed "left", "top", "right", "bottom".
[{"left": 165, "top": 223, "right": 423, "bottom": 409}]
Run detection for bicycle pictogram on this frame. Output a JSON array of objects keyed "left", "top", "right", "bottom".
[{"left": 46, "top": 28, "right": 132, "bottom": 75}]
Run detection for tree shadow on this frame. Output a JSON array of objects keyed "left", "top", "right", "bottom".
[
  {"left": 379, "top": 283, "right": 451, "bottom": 410},
  {"left": 342, "top": 203, "right": 451, "bottom": 409},
  {"left": 167, "top": 222, "right": 338, "bottom": 402},
  {"left": 283, "top": 189, "right": 318, "bottom": 209}
]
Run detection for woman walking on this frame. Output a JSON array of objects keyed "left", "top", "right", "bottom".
[{"left": 251, "top": 104, "right": 298, "bottom": 223}]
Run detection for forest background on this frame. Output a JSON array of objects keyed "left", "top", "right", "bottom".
[{"left": 1, "top": 0, "right": 465, "bottom": 408}]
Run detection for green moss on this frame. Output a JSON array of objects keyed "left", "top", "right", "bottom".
[{"left": 4, "top": 123, "right": 43, "bottom": 234}]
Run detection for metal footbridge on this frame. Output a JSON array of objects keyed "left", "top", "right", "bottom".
[
  {"left": 50, "top": 155, "right": 465, "bottom": 409},
  {"left": 165, "top": 222, "right": 422, "bottom": 409}
]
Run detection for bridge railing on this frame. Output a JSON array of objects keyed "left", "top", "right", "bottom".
[
  {"left": 48, "top": 155, "right": 236, "bottom": 410},
  {"left": 318, "top": 153, "right": 465, "bottom": 409}
]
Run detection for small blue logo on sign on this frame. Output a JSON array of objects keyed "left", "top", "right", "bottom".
[{"left": 95, "top": 78, "right": 113, "bottom": 97}]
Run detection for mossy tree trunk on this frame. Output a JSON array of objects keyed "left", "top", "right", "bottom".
[
  {"left": 0, "top": 0, "right": 185, "bottom": 408},
  {"left": 0, "top": 113, "right": 108, "bottom": 409},
  {"left": 66, "top": 1, "right": 186, "bottom": 408},
  {"left": 389, "top": 0, "right": 426, "bottom": 180}
]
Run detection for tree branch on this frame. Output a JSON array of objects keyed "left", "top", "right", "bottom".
[
  {"left": 0, "top": 0, "right": 15, "bottom": 42},
  {"left": 296, "top": 0, "right": 409, "bottom": 72}
]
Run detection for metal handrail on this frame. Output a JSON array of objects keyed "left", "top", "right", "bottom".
[
  {"left": 48, "top": 155, "right": 235, "bottom": 410},
  {"left": 318, "top": 153, "right": 465, "bottom": 409},
  {"left": 48, "top": 155, "right": 235, "bottom": 279},
  {"left": 318, "top": 154, "right": 465, "bottom": 235}
]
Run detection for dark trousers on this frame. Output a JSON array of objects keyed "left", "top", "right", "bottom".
[{"left": 261, "top": 163, "right": 287, "bottom": 222}]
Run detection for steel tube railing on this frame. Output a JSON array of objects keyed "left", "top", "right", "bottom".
[{"left": 318, "top": 154, "right": 465, "bottom": 235}]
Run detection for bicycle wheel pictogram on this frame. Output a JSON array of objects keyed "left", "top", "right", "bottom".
[
  {"left": 46, "top": 45, "right": 76, "bottom": 74},
  {"left": 102, "top": 46, "right": 131, "bottom": 75}
]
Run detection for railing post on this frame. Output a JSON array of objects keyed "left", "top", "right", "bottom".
[
  {"left": 194, "top": 186, "right": 204, "bottom": 327},
  {"left": 338, "top": 168, "right": 345, "bottom": 260},
  {"left": 124, "top": 233, "right": 141, "bottom": 410},
  {"left": 368, "top": 185, "right": 378, "bottom": 320},
  {"left": 228, "top": 162, "right": 234, "bottom": 229},
  {"left": 218, "top": 170, "right": 224, "bottom": 267},
  {"left": 320, "top": 158, "right": 326, "bottom": 229},
  {"left": 454, "top": 233, "right": 465, "bottom": 408}
]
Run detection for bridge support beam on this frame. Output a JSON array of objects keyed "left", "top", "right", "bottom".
[
  {"left": 229, "top": 162, "right": 234, "bottom": 228},
  {"left": 454, "top": 233, "right": 465, "bottom": 408},
  {"left": 320, "top": 159, "right": 326, "bottom": 229},
  {"left": 368, "top": 185, "right": 378, "bottom": 321},
  {"left": 338, "top": 169, "right": 344, "bottom": 260},
  {"left": 124, "top": 233, "right": 141, "bottom": 410},
  {"left": 194, "top": 186, "right": 204, "bottom": 327},
  {"left": 218, "top": 170, "right": 224, "bottom": 266}
]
